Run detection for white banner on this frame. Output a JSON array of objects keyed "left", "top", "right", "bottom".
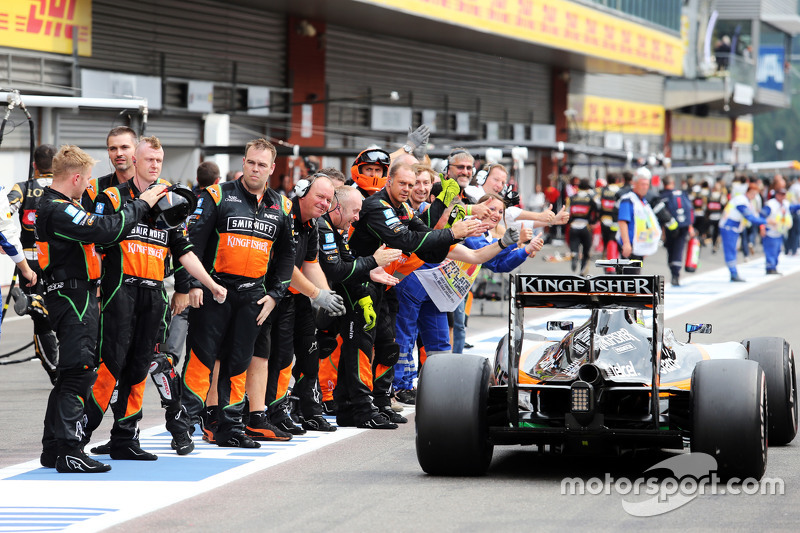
[{"left": 414, "top": 259, "right": 480, "bottom": 312}]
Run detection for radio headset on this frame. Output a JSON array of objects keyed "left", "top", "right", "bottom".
[
  {"left": 475, "top": 163, "right": 499, "bottom": 186},
  {"left": 294, "top": 172, "right": 330, "bottom": 198},
  {"left": 443, "top": 149, "right": 472, "bottom": 178}
]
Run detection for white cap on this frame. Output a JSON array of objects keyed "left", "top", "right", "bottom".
[{"left": 634, "top": 167, "right": 652, "bottom": 181}]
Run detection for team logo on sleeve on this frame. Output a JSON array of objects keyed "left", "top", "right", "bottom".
[
  {"left": 322, "top": 232, "right": 336, "bottom": 250},
  {"left": 95, "top": 203, "right": 105, "bottom": 214}
]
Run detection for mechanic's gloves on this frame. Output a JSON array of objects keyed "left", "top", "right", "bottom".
[
  {"left": 312, "top": 289, "right": 346, "bottom": 316},
  {"left": 406, "top": 125, "right": 431, "bottom": 159},
  {"left": 358, "top": 296, "right": 377, "bottom": 331},
  {"left": 446, "top": 204, "right": 467, "bottom": 228},
  {"left": 499, "top": 226, "right": 520, "bottom": 249},
  {"left": 437, "top": 178, "right": 462, "bottom": 207},
  {"left": 501, "top": 185, "right": 520, "bottom": 208}
]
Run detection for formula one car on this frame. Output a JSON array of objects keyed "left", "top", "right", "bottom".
[{"left": 416, "top": 260, "right": 797, "bottom": 478}]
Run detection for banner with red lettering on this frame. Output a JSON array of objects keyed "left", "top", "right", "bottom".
[{"left": 0, "top": 0, "right": 91, "bottom": 56}]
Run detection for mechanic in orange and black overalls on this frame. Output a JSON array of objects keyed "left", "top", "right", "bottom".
[
  {"left": 83, "top": 136, "right": 226, "bottom": 460},
  {"left": 6, "top": 144, "right": 59, "bottom": 383},
  {"left": 81, "top": 126, "right": 138, "bottom": 212},
  {"left": 347, "top": 159, "right": 481, "bottom": 427},
  {"left": 35, "top": 145, "right": 165, "bottom": 473},
  {"left": 566, "top": 178, "right": 598, "bottom": 276},
  {"left": 176, "top": 138, "right": 295, "bottom": 449},
  {"left": 252, "top": 174, "right": 345, "bottom": 436}
]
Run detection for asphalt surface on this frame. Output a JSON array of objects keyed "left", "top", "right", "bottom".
[{"left": 1, "top": 238, "right": 798, "bottom": 531}]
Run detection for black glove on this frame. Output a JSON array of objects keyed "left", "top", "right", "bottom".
[{"left": 502, "top": 185, "right": 520, "bottom": 207}]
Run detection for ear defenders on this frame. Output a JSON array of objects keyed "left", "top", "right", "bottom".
[
  {"left": 475, "top": 163, "right": 499, "bottom": 186},
  {"left": 444, "top": 149, "right": 473, "bottom": 178},
  {"left": 294, "top": 172, "right": 330, "bottom": 198}
]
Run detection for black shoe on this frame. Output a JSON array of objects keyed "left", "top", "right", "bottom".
[
  {"left": 378, "top": 406, "right": 407, "bottom": 424},
  {"left": 110, "top": 444, "right": 158, "bottom": 461},
  {"left": 321, "top": 400, "right": 337, "bottom": 415},
  {"left": 245, "top": 412, "right": 293, "bottom": 441},
  {"left": 394, "top": 389, "right": 416, "bottom": 405},
  {"left": 40, "top": 450, "right": 57, "bottom": 468},
  {"left": 217, "top": 433, "right": 261, "bottom": 448},
  {"left": 766, "top": 269, "right": 782, "bottom": 275},
  {"left": 671, "top": 275, "right": 680, "bottom": 287},
  {"left": 301, "top": 414, "right": 337, "bottom": 432},
  {"left": 270, "top": 413, "right": 306, "bottom": 435},
  {"left": 356, "top": 412, "right": 398, "bottom": 430},
  {"left": 287, "top": 395, "right": 302, "bottom": 424},
  {"left": 200, "top": 407, "right": 218, "bottom": 444},
  {"left": 170, "top": 432, "right": 195, "bottom": 455},
  {"left": 90, "top": 442, "right": 111, "bottom": 455},
  {"left": 731, "top": 275, "right": 746, "bottom": 282},
  {"left": 463, "top": 342, "right": 474, "bottom": 350},
  {"left": 56, "top": 449, "right": 111, "bottom": 473},
  {"left": 336, "top": 410, "right": 355, "bottom": 427}
]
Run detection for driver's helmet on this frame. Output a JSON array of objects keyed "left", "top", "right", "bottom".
[{"left": 351, "top": 148, "right": 391, "bottom": 193}]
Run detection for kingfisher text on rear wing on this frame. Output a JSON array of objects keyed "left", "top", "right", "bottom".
[{"left": 514, "top": 274, "right": 663, "bottom": 310}]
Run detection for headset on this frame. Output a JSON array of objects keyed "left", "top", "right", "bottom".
[
  {"left": 475, "top": 163, "right": 501, "bottom": 186},
  {"left": 443, "top": 149, "right": 473, "bottom": 179},
  {"left": 294, "top": 172, "right": 330, "bottom": 199}
]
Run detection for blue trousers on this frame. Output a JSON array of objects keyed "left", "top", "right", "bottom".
[
  {"left": 393, "top": 274, "right": 451, "bottom": 391},
  {"left": 763, "top": 235, "right": 783, "bottom": 271},
  {"left": 720, "top": 226, "right": 740, "bottom": 277}
]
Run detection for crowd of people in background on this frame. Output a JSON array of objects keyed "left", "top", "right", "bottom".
[
  {"left": 560, "top": 167, "right": 800, "bottom": 284},
  {"left": 1, "top": 121, "right": 798, "bottom": 474}
]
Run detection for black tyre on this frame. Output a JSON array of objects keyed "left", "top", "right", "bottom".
[
  {"left": 741, "top": 336, "right": 798, "bottom": 445},
  {"left": 691, "top": 359, "right": 767, "bottom": 480},
  {"left": 416, "top": 353, "right": 494, "bottom": 475}
]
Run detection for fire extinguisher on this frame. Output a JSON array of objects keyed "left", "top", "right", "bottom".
[
  {"left": 685, "top": 236, "right": 700, "bottom": 272},
  {"left": 605, "top": 240, "right": 619, "bottom": 274}
]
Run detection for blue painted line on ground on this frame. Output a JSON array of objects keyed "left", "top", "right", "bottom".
[{"left": 7, "top": 457, "right": 252, "bottom": 482}]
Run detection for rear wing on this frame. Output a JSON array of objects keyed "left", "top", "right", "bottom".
[
  {"left": 506, "top": 271, "right": 665, "bottom": 429},
  {"left": 514, "top": 274, "right": 664, "bottom": 311}
]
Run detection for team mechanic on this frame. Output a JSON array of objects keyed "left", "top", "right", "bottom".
[
  {"left": 35, "top": 145, "right": 165, "bottom": 473},
  {"left": 248, "top": 174, "right": 345, "bottom": 436},
  {"left": 347, "top": 161, "right": 484, "bottom": 426},
  {"left": 6, "top": 144, "right": 59, "bottom": 383},
  {"left": 316, "top": 185, "right": 402, "bottom": 429},
  {"left": 83, "top": 137, "right": 226, "bottom": 460},
  {"left": 81, "top": 126, "right": 138, "bottom": 212},
  {"left": 177, "top": 138, "right": 295, "bottom": 449}
]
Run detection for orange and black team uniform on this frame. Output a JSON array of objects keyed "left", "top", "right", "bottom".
[
  {"left": 316, "top": 213, "right": 378, "bottom": 422},
  {"left": 35, "top": 186, "right": 150, "bottom": 464},
  {"left": 255, "top": 199, "right": 318, "bottom": 427},
  {"left": 82, "top": 178, "right": 193, "bottom": 454},
  {"left": 81, "top": 171, "right": 126, "bottom": 212},
  {"left": 177, "top": 179, "right": 295, "bottom": 443},
  {"left": 348, "top": 188, "right": 457, "bottom": 419}
]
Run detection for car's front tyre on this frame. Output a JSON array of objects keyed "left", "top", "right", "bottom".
[{"left": 741, "top": 336, "right": 798, "bottom": 445}]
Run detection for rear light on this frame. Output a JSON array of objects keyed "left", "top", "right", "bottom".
[{"left": 571, "top": 381, "right": 593, "bottom": 413}]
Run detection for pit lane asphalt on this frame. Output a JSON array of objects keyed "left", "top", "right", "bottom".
[{"left": 1, "top": 241, "right": 798, "bottom": 531}]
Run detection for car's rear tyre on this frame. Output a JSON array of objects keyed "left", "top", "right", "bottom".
[
  {"left": 691, "top": 359, "right": 767, "bottom": 480},
  {"left": 416, "top": 353, "right": 494, "bottom": 475},
  {"left": 741, "top": 336, "right": 798, "bottom": 445}
]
